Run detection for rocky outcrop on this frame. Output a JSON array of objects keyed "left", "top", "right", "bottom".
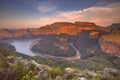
[
  {"left": 90, "top": 31, "right": 99, "bottom": 38},
  {"left": 109, "top": 23, "right": 120, "bottom": 31},
  {"left": 75, "top": 21, "right": 96, "bottom": 26},
  {"left": 99, "top": 40, "right": 120, "bottom": 57},
  {"left": 99, "top": 29, "right": 120, "bottom": 57},
  {"left": 0, "top": 29, "right": 13, "bottom": 39},
  {"left": 0, "top": 21, "right": 110, "bottom": 39},
  {"left": 13, "top": 29, "right": 31, "bottom": 38}
]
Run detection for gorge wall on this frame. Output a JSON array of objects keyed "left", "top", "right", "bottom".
[
  {"left": 99, "top": 29, "right": 120, "bottom": 57},
  {"left": 0, "top": 21, "right": 110, "bottom": 39}
]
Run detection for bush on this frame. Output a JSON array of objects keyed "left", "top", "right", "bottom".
[
  {"left": 21, "top": 71, "right": 40, "bottom": 80},
  {"left": 0, "top": 53, "right": 8, "bottom": 68},
  {"left": 93, "top": 71, "right": 102, "bottom": 80},
  {"left": 14, "top": 61, "right": 28, "bottom": 80},
  {"left": 49, "top": 66, "right": 64, "bottom": 78}
]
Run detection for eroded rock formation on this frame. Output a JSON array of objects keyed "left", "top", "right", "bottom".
[
  {"left": 0, "top": 21, "right": 110, "bottom": 39},
  {"left": 99, "top": 29, "right": 120, "bottom": 57}
]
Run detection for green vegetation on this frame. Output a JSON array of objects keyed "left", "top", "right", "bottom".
[
  {"left": 32, "top": 38, "right": 76, "bottom": 57},
  {"left": 0, "top": 42, "right": 120, "bottom": 80},
  {"left": 14, "top": 61, "right": 28, "bottom": 80},
  {"left": 49, "top": 66, "right": 64, "bottom": 78},
  {"left": 0, "top": 28, "right": 120, "bottom": 80},
  {"left": 21, "top": 71, "right": 39, "bottom": 80},
  {"left": 0, "top": 53, "right": 8, "bottom": 68}
]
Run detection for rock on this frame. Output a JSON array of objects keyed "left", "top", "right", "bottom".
[
  {"left": 80, "top": 77, "right": 88, "bottom": 80},
  {"left": 99, "top": 29, "right": 120, "bottom": 57},
  {"left": 86, "top": 71, "right": 96, "bottom": 77},
  {"left": 109, "top": 23, "right": 120, "bottom": 31},
  {"left": 103, "top": 68, "right": 120, "bottom": 78},
  {"left": 7, "top": 56, "right": 15, "bottom": 63},
  {"left": 55, "top": 76, "right": 63, "bottom": 80},
  {"left": 0, "top": 21, "right": 109, "bottom": 40},
  {"left": 30, "top": 60, "right": 42, "bottom": 70},
  {"left": 0, "top": 29, "right": 13, "bottom": 39},
  {"left": 13, "top": 29, "right": 31, "bottom": 38},
  {"left": 64, "top": 73, "right": 75, "bottom": 79},
  {"left": 75, "top": 21, "right": 95, "bottom": 26},
  {"left": 90, "top": 31, "right": 99, "bottom": 38},
  {"left": 65, "top": 67, "right": 76, "bottom": 73}
]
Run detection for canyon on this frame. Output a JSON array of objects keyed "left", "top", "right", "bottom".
[
  {"left": 0, "top": 21, "right": 109, "bottom": 39},
  {"left": 0, "top": 21, "right": 120, "bottom": 57}
]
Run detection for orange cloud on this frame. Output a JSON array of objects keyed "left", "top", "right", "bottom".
[
  {"left": 0, "top": 2, "right": 120, "bottom": 28},
  {"left": 38, "top": 2, "right": 120, "bottom": 27}
]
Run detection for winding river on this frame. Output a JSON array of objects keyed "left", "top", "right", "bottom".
[{"left": 8, "top": 39, "right": 80, "bottom": 60}]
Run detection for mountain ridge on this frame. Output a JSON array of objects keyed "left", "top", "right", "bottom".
[{"left": 0, "top": 21, "right": 110, "bottom": 39}]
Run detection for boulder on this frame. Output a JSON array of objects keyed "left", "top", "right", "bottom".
[{"left": 55, "top": 76, "right": 63, "bottom": 80}]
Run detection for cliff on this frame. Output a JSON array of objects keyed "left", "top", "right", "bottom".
[
  {"left": 0, "top": 21, "right": 110, "bottom": 39},
  {"left": 109, "top": 23, "right": 120, "bottom": 31},
  {"left": 0, "top": 29, "right": 13, "bottom": 39},
  {"left": 99, "top": 29, "right": 120, "bottom": 57},
  {"left": 13, "top": 29, "right": 32, "bottom": 38}
]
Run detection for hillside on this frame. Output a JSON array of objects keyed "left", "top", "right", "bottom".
[
  {"left": 0, "top": 21, "right": 120, "bottom": 80},
  {"left": 0, "top": 41, "right": 120, "bottom": 80},
  {"left": 31, "top": 37, "right": 77, "bottom": 58}
]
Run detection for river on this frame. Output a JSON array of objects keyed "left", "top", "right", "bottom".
[
  {"left": 8, "top": 39, "right": 37, "bottom": 56},
  {"left": 7, "top": 39, "right": 80, "bottom": 60}
]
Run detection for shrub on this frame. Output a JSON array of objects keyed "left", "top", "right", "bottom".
[
  {"left": 14, "top": 61, "right": 28, "bottom": 80},
  {"left": 49, "top": 66, "right": 64, "bottom": 78},
  {"left": 21, "top": 71, "right": 40, "bottom": 80}
]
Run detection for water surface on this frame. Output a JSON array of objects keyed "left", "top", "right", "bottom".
[{"left": 8, "top": 39, "right": 37, "bottom": 56}]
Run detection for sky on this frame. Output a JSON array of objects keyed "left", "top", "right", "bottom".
[{"left": 0, "top": 0, "right": 120, "bottom": 29}]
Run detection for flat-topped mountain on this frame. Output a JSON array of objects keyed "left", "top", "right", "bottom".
[
  {"left": 0, "top": 21, "right": 110, "bottom": 39},
  {"left": 33, "top": 21, "right": 109, "bottom": 35}
]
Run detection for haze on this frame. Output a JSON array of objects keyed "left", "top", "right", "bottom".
[{"left": 0, "top": 0, "right": 120, "bottom": 29}]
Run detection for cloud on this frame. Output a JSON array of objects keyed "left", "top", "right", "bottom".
[
  {"left": 1, "top": 1, "right": 119, "bottom": 28},
  {"left": 38, "top": 2, "right": 120, "bottom": 26},
  {"left": 37, "top": 2, "right": 57, "bottom": 13},
  {"left": 22, "top": 0, "right": 57, "bottom": 13}
]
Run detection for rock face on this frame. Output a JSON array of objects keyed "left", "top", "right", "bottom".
[
  {"left": 0, "top": 29, "right": 13, "bottom": 39},
  {"left": 13, "top": 29, "right": 31, "bottom": 38},
  {"left": 0, "top": 21, "right": 110, "bottom": 39},
  {"left": 109, "top": 23, "right": 120, "bottom": 31},
  {"left": 99, "top": 40, "right": 120, "bottom": 57},
  {"left": 99, "top": 29, "right": 120, "bottom": 57}
]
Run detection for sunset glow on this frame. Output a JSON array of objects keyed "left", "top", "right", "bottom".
[{"left": 0, "top": 0, "right": 120, "bottom": 28}]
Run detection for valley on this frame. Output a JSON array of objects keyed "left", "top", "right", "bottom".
[
  {"left": 0, "top": 21, "right": 120, "bottom": 80},
  {"left": 0, "top": 0, "right": 120, "bottom": 79}
]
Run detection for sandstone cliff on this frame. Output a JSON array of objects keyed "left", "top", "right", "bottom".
[
  {"left": 0, "top": 29, "right": 13, "bottom": 39},
  {"left": 31, "top": 21, "right": 110, "bottom": 36},
  {"left": 0, "top": 21, "right": 110, "bottom": 39},
  {"left": 109, "top": 23, "right": 120, "bottom": 31},
  {"left": 13, "top": 29, "right": 31, "bottom": 38},
  {"left": 99, "top": 29, "right": 120, "bottom": 57}
]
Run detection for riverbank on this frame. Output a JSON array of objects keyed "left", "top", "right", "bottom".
[{"left": 30, "top": 39, "right": 81, "bottom": 60}]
